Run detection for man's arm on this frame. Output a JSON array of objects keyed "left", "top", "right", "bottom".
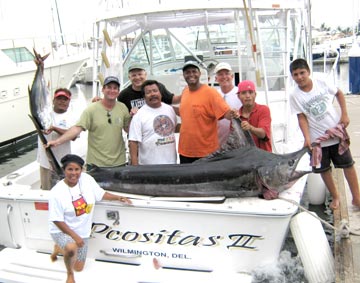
[
  {"left": 46, "top": 126, "right": 78, "bottom": 142},
  {"left": 47, "top": 126, "right": 83, "bottom": 148},
  {"left": 335, "top": 89, "right": 350, "bottom": 127},
  {"left": 223, "top": 108, "right": 239, "bottom": 120},
  {"left": 172, "top": 95, "right": 182, "bottom": 104},
  {"left": 129, "top": 140, "right": 139, "bottom": 165},
  {"left": 297, "top": 113, "right": 311, "bottom": 148},
  {"left": 245, "top": 106, "right": 271, "bottom": 140},
  {"left": 241, "top": 121, "right": 267, "bottom": 139},
  {"left": 53, "top": 221, "right": 84, "bottom": 247}
]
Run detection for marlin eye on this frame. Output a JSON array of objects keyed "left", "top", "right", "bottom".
[{"left": 288, "top": 159, "right": 295, "bottom": 166}]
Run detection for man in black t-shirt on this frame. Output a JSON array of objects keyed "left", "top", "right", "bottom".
[{"left": 117, "top": 64, "right": 181, "bottom": 116}]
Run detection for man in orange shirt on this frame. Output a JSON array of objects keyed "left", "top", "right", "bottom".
[{"left": 178, "top": 61, "right": 237, "bottom": 163}]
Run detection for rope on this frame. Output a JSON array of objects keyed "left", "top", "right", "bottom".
[{"left": 278, "top": 197, "right": 360, "bottom": 239}]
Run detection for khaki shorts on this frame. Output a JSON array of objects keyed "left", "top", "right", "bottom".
[{"left": 40, "top": 166, "right": 52, "bottom": 190}]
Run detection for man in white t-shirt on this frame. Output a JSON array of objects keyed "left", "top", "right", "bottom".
[
  {"left": 129, "top": 80, "right": 177, "bottom": 165},
  {"left": 289, "top": 58, "right": 360, "bottom": 210},
  {"left": 37, "top": 88, "right": 77, "bottom": 190},
  {"left": 214, "top": 62, "right": 242, "bottom": 145}
]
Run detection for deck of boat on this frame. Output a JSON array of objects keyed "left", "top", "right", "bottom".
[
  {"left": 333, "top": 95, "right": 360, "bottom": 282},
  {"left": 0, "top": 247, "right": 252, "bottom": 283}
]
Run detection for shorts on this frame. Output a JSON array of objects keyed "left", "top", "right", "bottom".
[
  {"left": 312, "top": 143, "right": 355, "bottom": 173},
  {"left": 179, "top": 155, "right": 201, "bottom": 164},
  {"left": 51, "top": 232, "right": 89, "bottom": 262},
  {"left": 39, "top": 166, "right": 52, "bottom": 190}
]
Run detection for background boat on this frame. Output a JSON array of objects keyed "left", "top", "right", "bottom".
[
  {"left": 0, "top": 35, "right": 89, "bottom": 146},
  {"left": 0, "top": 0, "right": 91, "bottom": 146}
]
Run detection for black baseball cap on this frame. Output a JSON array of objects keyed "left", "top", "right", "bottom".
[
  {"left": 182, "top": 61, "right": 200, "bottom": 72},
  {"left": 104, "top": 76, "right": 120, "bottom": 86}
]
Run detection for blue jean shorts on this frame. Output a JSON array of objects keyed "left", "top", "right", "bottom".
[
  {"left": 312, "top": 143, "right": 355, "bottom": 173},
  {"left": 51, "top": 232, "right": 89, "bottom": 262}
]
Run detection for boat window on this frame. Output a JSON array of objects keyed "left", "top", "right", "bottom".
[{"left": 2, "top": 47, "right": 34, "bottom": 64}]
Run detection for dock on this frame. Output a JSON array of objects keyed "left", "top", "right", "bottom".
[
  {"left": 334, "top": 94, "right": 360, "bottom": 282},
  {"left": 313, "top": 57, "right": 349, "bottom": 65}
]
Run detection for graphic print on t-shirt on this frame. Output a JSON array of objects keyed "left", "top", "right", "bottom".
[{"left": 130, "top": 98, "right": 145, "bottom": 109}]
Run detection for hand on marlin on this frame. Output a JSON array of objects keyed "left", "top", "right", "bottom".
[
  {"left": 224, "top": 108, "right": 240, "bottom": 120},
  {"left": 46, "top": 140, "right": 59, "bottom": 148}
]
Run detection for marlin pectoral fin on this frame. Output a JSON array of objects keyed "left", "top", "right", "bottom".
[{"left": 262, "top": 188, "right": 279, "bottom": 200}]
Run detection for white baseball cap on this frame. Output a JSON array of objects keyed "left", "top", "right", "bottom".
[{"left": 214, "top": 62, "right": 232, "bottom": 74}]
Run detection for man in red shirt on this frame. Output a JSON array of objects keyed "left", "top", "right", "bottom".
[{"left": 237, "top": 80, "right": 272, "bottom": 152}]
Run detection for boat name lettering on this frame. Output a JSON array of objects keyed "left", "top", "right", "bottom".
[
  {"left": 91, "top": 223, "right": 263, "bottom": 250},
  {"left": 110, "top": 248, "right": 191, "bottom": 259}
]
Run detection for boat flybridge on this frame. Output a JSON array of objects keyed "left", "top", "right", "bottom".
[
  {"left": 0, "top": 1, "right": 334, "bottom": 282},
  {"left": 92, "top": 0, "right": 314, "bottom": 154}
]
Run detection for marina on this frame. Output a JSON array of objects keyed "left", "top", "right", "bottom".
[{"left": 0, "top": 0, "right": 360, "bottom": 282}]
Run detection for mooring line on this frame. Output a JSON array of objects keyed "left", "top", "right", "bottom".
[{"left": 278, "top": 197, "right": 360, "bottom": 239}]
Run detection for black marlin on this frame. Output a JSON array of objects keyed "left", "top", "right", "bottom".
[
  {"left": 89, "top": 119, "right": 310, "bottom": 200},
  {"left": 28, "top": 51, "right": 311, "bottom": 199}
]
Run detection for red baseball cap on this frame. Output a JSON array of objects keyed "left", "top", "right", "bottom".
[
  {"left": 54, "top": 90, "right": 71, "bottom": 99},
  {"left": 237, "top": 80, "right": 256, "bottom": 93}
]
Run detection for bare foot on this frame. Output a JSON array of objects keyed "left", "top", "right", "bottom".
[
  {"left": 50, "top": 253, "right": 57, "bottom": 262},
  {"left": 66, "top": 273, "right": 75, "bottom": 283},
  {"left": 329, "top": 198, "right": 340, "bottom": 210},
  {"left": 50, "top": 244, "right": 64, "bottom": 261},
  {"left": 50, "top": 244, "right": 62, "bottom": 262}
]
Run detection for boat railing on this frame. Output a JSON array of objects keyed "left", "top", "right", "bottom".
[{"left": 313, "top": 47, "right": 340, "bottom": 86}]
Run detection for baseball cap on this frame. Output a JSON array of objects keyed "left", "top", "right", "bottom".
[
  {"left": 128, "top": 64, "right": 146, "bottom": 73},
  {"left": 214, "top": 62, "right": 232, "bottom": 74},
  {"left": 237, "top": 80, "right": 256, "bottom": 93},
  {"left": 54, "top": 90, "right": 71, "bottom": 99},
  {"left": 182, "top": 61, "right": 200, "bottom": 72},
  {"left": 103, "top": 76, "right": 120, "bottom": 86}
]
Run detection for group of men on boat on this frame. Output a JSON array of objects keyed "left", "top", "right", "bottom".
[
  {"left": 38, "top": 58, "right": 360, "bottom": 283},
  {"left": 41, "top": 58, "right": 360, "bottom": 211},
  {"left": 41, "top": 60, "right": 272, "bottom": 178}
]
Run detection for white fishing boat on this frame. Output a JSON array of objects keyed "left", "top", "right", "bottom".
[
  {"left": 0, "top": 36, "right": 89, "bottom": 146},
  {"left": 0, "top": 0, "right": 335, "bottom": 282}
]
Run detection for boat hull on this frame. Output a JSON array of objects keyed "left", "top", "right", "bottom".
[{"left": 0, "top": 161, "right": 307, "bottom": 279}]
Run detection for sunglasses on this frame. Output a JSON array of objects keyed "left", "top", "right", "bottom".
[{"left": 107, "top": 111, "right": 112, "bottom": 124}]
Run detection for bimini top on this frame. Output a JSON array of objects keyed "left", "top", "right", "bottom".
[{"left": 95, "top": 0, "right": 307, "bottom": 37}]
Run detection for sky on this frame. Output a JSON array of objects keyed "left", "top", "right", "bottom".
[
  {"left": 0, "top": 0, "right": 97, "bottom": 38},
  {"left": 0, "top": 0, "right": 358, "bottom": 38},
  {"left": 311, "top": 0, "right": 359, "bottom": 30}
]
